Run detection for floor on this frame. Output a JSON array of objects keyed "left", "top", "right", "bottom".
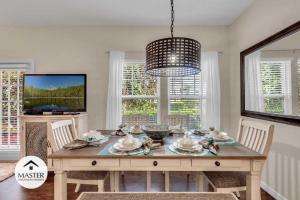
[{"left": 0, "top": 172, "right": 275, "bottom": 200}]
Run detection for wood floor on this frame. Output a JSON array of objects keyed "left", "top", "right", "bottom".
[{"left": 0, "top": 172, "right": 274, "bottom": 200}]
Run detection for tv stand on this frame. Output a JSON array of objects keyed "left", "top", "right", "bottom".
[{"left": 51, "top": 111, "right": 64, "bottom": 115}]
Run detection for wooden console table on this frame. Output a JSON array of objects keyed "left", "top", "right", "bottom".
[
  {"left": 20, "top": 114, "right": 88, "bottom": 170},
  {"left": 49, "top": 133, "right": 266, "bottom": 200}
]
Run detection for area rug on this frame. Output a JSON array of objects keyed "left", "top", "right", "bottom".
[{"left": 0, "top": 163, "right": 16, "bottom": 182}]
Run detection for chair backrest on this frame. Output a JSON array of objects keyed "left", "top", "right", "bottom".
[
  {"left": 236, "top": 118, "right": 274, "bottom": 156},
  {"left": 166, "top": 114, "right": 189, "bottom": 129},
  {"left": 50, "top": 119, "right": 78, "bottom": 151}
]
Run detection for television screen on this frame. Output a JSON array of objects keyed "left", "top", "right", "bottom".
[{"left": 23, "top": 74, "right": 86, "bottom": 113}]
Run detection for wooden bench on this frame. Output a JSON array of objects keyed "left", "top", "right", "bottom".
[{"left": 77, "top": 192, "right": 238, "bottom": 200}]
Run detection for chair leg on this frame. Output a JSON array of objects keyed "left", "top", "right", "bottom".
[
  {"left": 164, "top": 171, "right": 170, "bottom": 192},
  {"left": 75, "top": 183, "right": 81, "bottom": 193},
  {"left": 97, "top": 180, "right": 104, "bottom": 192},
  {"left": 146, "top": 171, "right": 151, "bottom": 192},
  {"left": 196, "top": 172, "right": 204, "bottom": 192},
  {"left": 110, "top": 171, "right": 115, "bottom": 192}
]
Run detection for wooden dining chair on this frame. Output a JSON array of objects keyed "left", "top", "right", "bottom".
[
  {"left": 49, "top": 119, "right": 108, "bottom": 193},
  {"left": 203, "top": 118, "right": 274, "bottom": 197}
]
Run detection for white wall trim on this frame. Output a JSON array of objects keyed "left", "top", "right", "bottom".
[
  {"left": 0, "top": 150, "right": 20, "bottom": 160},
  {"left": 0, "top": 59, "right": 35, "bottom": 73},
  {"left": 261, "top": 181, "right": 288, "bottom": 200}
]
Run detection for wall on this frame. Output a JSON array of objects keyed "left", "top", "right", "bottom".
[
  {"left": 229, "top": 0, "right": 300, "bottom": 199},
  {"left": 0, "top": 26, "right": 230, "bottom": 131}
]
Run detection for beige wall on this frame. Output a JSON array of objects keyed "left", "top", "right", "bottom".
[
  {"left": 0, "top": 26, "right": 230, "bottom": 130},
  {"left": 229, "top": 0, "right": 300, "bottom": 199}
]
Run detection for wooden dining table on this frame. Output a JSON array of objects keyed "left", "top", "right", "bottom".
[{"left": 49, "top": 131, "right": 266, "bottom": 200}]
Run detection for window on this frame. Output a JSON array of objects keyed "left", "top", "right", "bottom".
[
  {"left": 260, "top": 60, "right": 291, "bottom": 114},
  {"left": 168, "top": 75, "right": 201, "bottom": 129},
  {"left": 0, "top": 68, "right": 26, "bottom": 150},
  {"left": 121, "top": 62, "right": 160, "bottom": 125}
]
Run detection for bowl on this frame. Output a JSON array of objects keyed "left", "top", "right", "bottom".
[{"left": 142, "top": 125, "right": 172, "bottom": 140}]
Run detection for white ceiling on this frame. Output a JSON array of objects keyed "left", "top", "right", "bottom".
[{"left": 0, "top": 0, "right": 254, "bottom": 26}]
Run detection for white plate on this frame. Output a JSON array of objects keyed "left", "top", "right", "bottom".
[
  {"left": 171, "top": 129, "right": 185, "bottom": 134},
  {"left": 213, "top": 135, "right": 230, "bottom": 142},
  {"left": 82, "top": 134, "right": 106, "bottom": 142},
  {"left": 173, "top": 141, "right": 203, "bottom": 152},
  {"left": 113, "top": 140, "right": 142, "bottom": 151},
  {"left": 129, "top": 131, "right": 144, "bottom": 135}
]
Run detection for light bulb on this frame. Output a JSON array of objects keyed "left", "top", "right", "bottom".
[{"left": 169, "top": 54, "right": 177, "bottom": 63}]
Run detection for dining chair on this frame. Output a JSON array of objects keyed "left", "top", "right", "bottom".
[
  {"left": 49, "top": 119, "right": 108, "bottom": 192},
  {"left": 203, "top": 118, "right": 274, "bottom": 197}
]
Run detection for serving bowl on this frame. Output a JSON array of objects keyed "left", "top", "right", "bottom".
[{"left": 142, "top": 125, "right": 172, "bottom": 140}]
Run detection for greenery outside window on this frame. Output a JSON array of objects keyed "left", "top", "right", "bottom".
[
  {"left": 121, "top": 62, "right": 160, "bottom": 125},
  {"left": 168, "top": 75, "right": 202, "bottom": 129},
  {"left": 0, "top": 69, "right": 26, "bottom": 150},
  {"left": 260, "top": 60, "right": 292, "bottom": 114}
]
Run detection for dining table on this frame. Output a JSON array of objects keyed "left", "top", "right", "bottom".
[{"left": 49, "top": 130, "right": 266, "bottom": 200}]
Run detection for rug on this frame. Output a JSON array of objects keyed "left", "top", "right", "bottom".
[{"left": 0, "top": 163, "right": 16, "bottom": 182}]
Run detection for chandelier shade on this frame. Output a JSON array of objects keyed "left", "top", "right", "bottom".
[
  {"left": 145, "top": 0, "right": 201, "bottom": 77},
  {"left": 146, "top": 37, "right": 201, "bottom": 77}
]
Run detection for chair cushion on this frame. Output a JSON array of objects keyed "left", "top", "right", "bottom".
[
  {"left": 67, "top": 171, "right": 107, "bottom": 180},
  {"left": 204, "top": 171, "right": 246, "bottom": 188}
]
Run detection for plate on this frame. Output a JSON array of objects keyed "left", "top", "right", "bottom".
[
  {"left": 113, "top": 140, "right": 142, "bottom": 151},
  {"left": 204, "top": 134, "right": 231, "bottom": 142},
  {"left": 82, "top": 134, "right": 106, "bottom": 142},
  {"left": 171, "top": 129, "right": 185, "bottom": 134},
  {"left": 173, "top": 141, "right": 203, "bottom": 152}
]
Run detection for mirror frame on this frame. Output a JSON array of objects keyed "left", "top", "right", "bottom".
[{"left": 241, "top": 21, "right": 300, "bottom": 126}]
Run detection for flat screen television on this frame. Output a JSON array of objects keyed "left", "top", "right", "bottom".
[{"left": 23, "top": 74, "right": 86, "bottom": 114}]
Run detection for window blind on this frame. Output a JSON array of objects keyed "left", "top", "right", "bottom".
[
  {"left": 122, "top": 63, "right": 159, "bottom": 125},
  {"left": 168, "top": 75, "right": 201, "bottom": 129},
  {"left": 0, "top": 69, "right": 26, "bottom": 150},
  {"left": 260, "top": 60, "right": 291, "bottom": 114}
]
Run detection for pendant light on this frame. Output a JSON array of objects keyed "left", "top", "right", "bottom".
[{"left": 145, "top": 0, "right": 201, "bottom": 77}]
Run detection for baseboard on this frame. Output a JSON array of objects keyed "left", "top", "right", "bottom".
[{"left": 261, "top": 181, "right": 287, "bottom": 200}]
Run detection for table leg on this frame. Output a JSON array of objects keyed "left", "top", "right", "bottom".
[
  {"left": 146, "top": 171, "right": 151, "bottom": 192},
  {"left": 110, "top": 171, "right": 115, "bottom": 192},
  {"left": 246, "top": 172, "right": 261, "bottom": 200},
  {"left": 54, "top": 170, "right": 67, "bottom": 200},
  {"left": 196, "top": 172, "right": 204, "bottom": 192},
  {"left": 114, "top": 171, "right": 120, "bottom": 192},
  {"left": 164, "top": 171, "right": 170, "bottom": 192}
]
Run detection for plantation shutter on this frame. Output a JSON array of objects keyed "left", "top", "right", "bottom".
[
  {"left": 168, "top": 75, "right": 201, "bottom": 129},
  {"left": 0, "top": 64, "right": 30, "bottom": 150},
  {"left": 260, "top": 60, "right": 291, "bottom": 114}
]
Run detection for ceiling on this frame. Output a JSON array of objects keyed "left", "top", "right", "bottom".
[{"left": 0, "top": 0, "right": 254, "bottom": 26}]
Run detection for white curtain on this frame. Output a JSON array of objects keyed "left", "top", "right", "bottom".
[
  {"left": 200, "top": 52, "right": 220, "bottom": 130},
  {"left": 245, "top": 51, "right": 264, "bottom": 112},
  {"left": 106, "top": 51, "right": 125, "bottom": 129}
]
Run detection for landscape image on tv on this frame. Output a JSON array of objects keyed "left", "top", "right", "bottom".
[{"left": 23, "top": 75, "right": 86, "bottom": 112}]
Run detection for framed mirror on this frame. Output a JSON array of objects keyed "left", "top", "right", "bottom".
[{"left": 241, "top": 21, "right": 300, "bottom": 126}]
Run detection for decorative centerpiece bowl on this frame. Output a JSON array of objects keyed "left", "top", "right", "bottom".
[{"left": 142, "top": 125, "right": 172, "bottom": 140}]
